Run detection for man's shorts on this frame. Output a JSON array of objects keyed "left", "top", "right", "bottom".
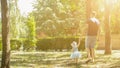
[{"left": 85, "top": 36, "right": 97, "bottom": 48}]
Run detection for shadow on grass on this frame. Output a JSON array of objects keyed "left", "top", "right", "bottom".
[
  {"left": 66, "top": 62, "right": 83, "bottom": 68},
  {"left": 110, "top": 60, "right": 120, "bottom": 68},
  {"left": 1, "top": 51, "right": 120, "bottom": 68}
]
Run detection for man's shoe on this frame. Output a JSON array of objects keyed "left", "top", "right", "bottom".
[{"left": 85, "top": 59, "right": 91, "bottom": 64}]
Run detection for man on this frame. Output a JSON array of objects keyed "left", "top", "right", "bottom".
[{"left": 85, "top": 11, "right": 100, "bottom": 63}]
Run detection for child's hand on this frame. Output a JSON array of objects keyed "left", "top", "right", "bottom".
[{"left": 78, "top": 38, "right": 82, "bottom": 46}]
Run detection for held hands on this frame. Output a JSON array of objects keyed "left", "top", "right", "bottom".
[{"left": 97, "top": 38, "right": 99, "bottom": 41}]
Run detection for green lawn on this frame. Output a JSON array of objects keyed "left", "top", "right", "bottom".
[{"left": 0, "top": 50, "right": 120, "bottom": 68}]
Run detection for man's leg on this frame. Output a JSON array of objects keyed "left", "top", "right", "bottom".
[
  {"left": 90, "top": 48, "right": 92, "bottom": 58},
  {"left": 85, "top": 36, "right": 91, "bottom": 59},
  {"left": 86, "top": 48, "right": 91, "bottom": 60},
  {"left": 85, "top": 36, "right": 93, "bottom": 63},
  {"left": 91, "top": 48, "right": 95, "bottom": 62},
  {"left": 90, "top": 36, "right": 96, "bottom": 63},
  {"left": 85, "top": 48, "right": 92, "bottom": 63}
]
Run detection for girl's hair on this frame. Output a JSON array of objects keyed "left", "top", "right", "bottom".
[
  {"left": 92, "top": 11, "right": 96, "bottom": 16},
  {"left": 71, "top": 41, "right": 77, "bottom": 47}
]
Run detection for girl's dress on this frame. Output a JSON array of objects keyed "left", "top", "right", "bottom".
[{"left": 70, "top": 41, "right": 81, "bottom": 59}]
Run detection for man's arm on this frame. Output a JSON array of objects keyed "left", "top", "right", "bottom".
[
  {"left": 97, "top": 25, "right": 100, "bottom": 41},
  {"left": 78, "top": 24, "right": 88, "bottom": 47}
]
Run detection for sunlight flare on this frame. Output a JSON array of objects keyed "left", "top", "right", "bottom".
[{"left": 18, "top": 0, "right": 36, "bottom": 16}]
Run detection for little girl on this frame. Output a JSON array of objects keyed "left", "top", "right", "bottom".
[{"left": 70, "top": 40, "right": 81, "bottom": 64}]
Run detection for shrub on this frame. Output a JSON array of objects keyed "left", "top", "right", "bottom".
[
  {"left": 0, "top": 39, "right": 22, "bottom": 51},
  {"left": 25, "top": 15, "right": 36, "bottom": 51},
  {"left": 10, "top": 39, "right": 22, "bottom": 50},
  {"left": 36, "top": 36, "right": 85, "bottom": 51},
  {"left": 36, "top": 37, "right": 54, "bottom": 50},
  {"left": 23, "top": 39, "right": 36, "bottom": 51}
]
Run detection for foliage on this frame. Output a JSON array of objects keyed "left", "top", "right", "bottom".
[
  {"left": 10, "top": 39, "right": 21, "bottom": 50},
  {"left": 0, "top": 39, "right": 22, "bottom": 50},
  {"left": 111, "top": 1, "right": 120, "bottom": 34},
  {"left": 3, "top": 0, "right": 120, "bottom": 39},
  {"left": 9, "top": 0, "right": 21, "bottom": 38},
  {"left": 33, "top": 0, "right": 86, "bottom": 37},
  {"left": 0, "top": 39, "right": 2, "bottom": 50},
  {"left": 25, "top": 15, "right": 36, "bottom": 51},
  {"left": 9, "top": 0, "right": 28, "bottom": 39},
  {"left": 1, "top": 0, "right": 120, "bottom": 52}
]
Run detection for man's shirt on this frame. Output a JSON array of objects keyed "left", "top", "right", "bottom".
[{"left": 87, "top": 17, "right": 100, "bottom": 36}]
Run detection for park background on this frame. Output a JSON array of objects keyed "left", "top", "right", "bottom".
[{"left": 0, "top": 0, "right": 120, "bottom": 68}]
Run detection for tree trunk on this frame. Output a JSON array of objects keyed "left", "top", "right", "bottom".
[
  {"left": 1, "top": 0, "right": 10, "bottom": 68},
  {"left": 104, "top": 1, "right": 112, "bottom": 55},
  {"left": 86, "top": 0, "right": 92, "bottom": 20}
]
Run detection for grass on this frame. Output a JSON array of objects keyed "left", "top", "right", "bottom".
[{"left": 0, "top": 50, "right": 120, "bottom": 68}]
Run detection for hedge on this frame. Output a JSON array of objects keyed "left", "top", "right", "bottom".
[
  {"left": 0, "top": 37, "right": 85, "bottom": 51},
  {"left": 36, "top": 37, "right": 85, "bottom": 51},
  {"left": 0, "top": 39, "right": 22, "bottom": 50}
]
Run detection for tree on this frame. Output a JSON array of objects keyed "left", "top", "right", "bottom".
[
  {"left": 25, "top": 15, "right": 36, "bottom": 51},
  {"left": 111, "top": 1, "right": 120, "bottom": 34},
  {"left": 86, "top": 0, "right": 91, "bottom": 20},
  {"left": 1, "top": 0, "right": 10, "bottom": 68},
  {"left": 9, "top": 0, "right": 21, "bottom": 38},
  {"left": 33, "top": 0, "right": 86, "bottom": 37},
  {"left": 104, "top": 0, "right": 112, "bottom": 54}
]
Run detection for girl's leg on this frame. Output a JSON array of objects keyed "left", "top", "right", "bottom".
[
  {"left": 76, "top": 58, "right": 78, "bottom": 63},
  {"left": 74, "top": 58, "right": 76, "bottom": 62},
  {"left": 70, "top": 59, "right": 73, "bottom": 64},
  {"left": 70, "top": 58, "right": 76, "bottom": 64},
  {"left": 75, "top": 58, "right": 78, "bottom": 64},
  {"left": 71, "top": 58, "right": 74, "bottom": 62}
]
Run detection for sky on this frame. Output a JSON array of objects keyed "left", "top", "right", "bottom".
[{"left": 18, "top": 0, "right": 36, "bottom": 16}]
